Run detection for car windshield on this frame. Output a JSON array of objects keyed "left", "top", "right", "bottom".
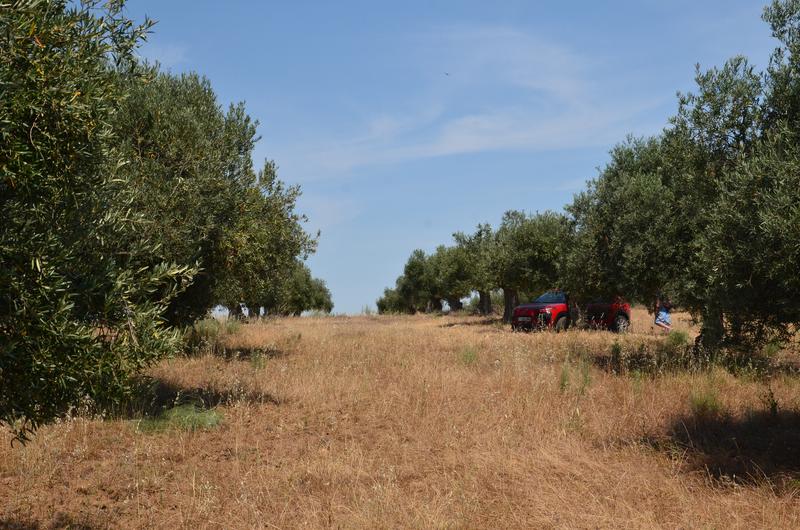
[{"left": 534, "top": 291, "right": 565, "bottom": 304}]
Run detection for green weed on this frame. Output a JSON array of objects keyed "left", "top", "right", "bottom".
[
  {"left": 610, "top": 341, "right": 623, "bottom": 373},
  {"left": 578, "top": 357, "right": 591, "bottom": 395},
  {"left": 136, "top": 404, "right": 222, "bottom": 433},
  {"left": 630, "top": 370, "right": 645, "bottom": 401},
  {"left": 761, "top": 385, "right": 779, "bottom": 418},
  {"left": 460, "top": 345, "right": 478, "bottom": 366},
  {"left": 559, "top": 362, "right": 570, "bottom": 392},
  {"left": 762, "top": 340, "right": 783, "bottom": 357},
  {"left": 666, "top": 330, "right": 689, "bottom": 349},
  {"left": 250, "top": 351, "right": 267, "bottom": 370},
  {"left": 689, "top": 386, "right": 721, "bottom": 419}
]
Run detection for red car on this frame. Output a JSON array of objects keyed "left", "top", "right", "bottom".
[
  {"left": 585, "top": 296, "right": 631, "bottom": 332},
  {"left": 511, "top": 290, "right": 571, "bottom": 331},
  {"left": 511, "top": 291, "right": 631, "bottom": 333}
]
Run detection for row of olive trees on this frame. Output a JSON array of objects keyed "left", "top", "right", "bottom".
[
  {"left": 114, "top": 66, "right": 332, "bottom": 322},
  {"left": 379, "top": 0, "right": 800, "bottom": 352},
  {"left": 376, "top": 211, "right": 569, "bottom": 322},
  {"left": 0, "top": 1, "right": 329, "bottom": 441},
  {"left": 568, "top": 0, "right": 800, "bottom": 351}
]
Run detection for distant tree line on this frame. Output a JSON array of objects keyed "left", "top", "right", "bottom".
[
  {"left": 0, "top": 1, "right": 331, "bottom": 440},
  {"left": 377, "top": 212, "right": 569, "bottom": 322},
  {"left": 379, "top": 1, "right": 800, "bottom": 355}
]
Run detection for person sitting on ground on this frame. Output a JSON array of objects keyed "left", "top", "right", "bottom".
[{"left": 653, "top": 295, "right": 673, "bottom": 333}]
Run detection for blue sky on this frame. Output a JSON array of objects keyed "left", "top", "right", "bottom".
[{"left": 125, "top": 1, "right": 776, "bottom": 314}]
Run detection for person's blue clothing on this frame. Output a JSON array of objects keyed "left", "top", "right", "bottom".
[{"left": 655, "top": 308, "right": 671, "bottom": 327}]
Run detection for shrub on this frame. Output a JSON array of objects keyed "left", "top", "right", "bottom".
[
  {"left": 608, "top": 334, "right": 695, "bottom": 375},
  {"left": 762, "top": 341, "right": 783, "bottom": 357},
  {"left": 666, "top": 330, "right": 690, "bottom": 350},
  {"left": 184, "top": 317, "right": 240, "bottom": 355},
  {"left": 761, "top": 386, "right": 779, "bottom": 418},
  {"left": 578, "top": 357, "right": 592, "bottom": 395}
]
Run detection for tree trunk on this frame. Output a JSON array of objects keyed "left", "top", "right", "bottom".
[
  {"left": 502, "top": 288, "right": 518, "bottom": 323},
  {"left": 229, "top": 304, "right": 244, "bottom": 320},
  {"left": 243, "top": 303, "right": 261, "bottom": 320},
  {"left": 428, "top": 298, "right": 443, "bottom": 313},
  {"left": 697, "top": 304, "right": 725, "bottom": 354},
  {"left": 478, "top": 290, "right": 492, "bottom": 315},
  {"left": 446, "top": 297, "right": 463, "bottom": 312}
]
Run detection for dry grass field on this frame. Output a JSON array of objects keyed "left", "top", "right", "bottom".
[{"left": 3, "top": 309, "right": 800, "bottom": 529}]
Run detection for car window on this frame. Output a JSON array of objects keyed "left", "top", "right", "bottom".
[{"left": 534, "top": 291, "right": 565, "bottom": 304}]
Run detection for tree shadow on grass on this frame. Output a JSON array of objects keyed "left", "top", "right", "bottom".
[
  {"left": 186, "top": 342, "right": 294, "bottom": 360},
  {"left": 0, "top": 519, "right": 39, "bottom": 530},
  {"left": 657, "top": 408, "right": 800, "bottom": 488},
  {"left": 220, "top": 344, "right": 290, "bottom": 361},
  {"left": 113, "top": 377, "right": 282, "bottom": 419},
  {"left": 440, "top": 317, "right": 504, "bottom": 328},
  {"left": 0, "top": 513, "right": 99, "bottom": 530}
]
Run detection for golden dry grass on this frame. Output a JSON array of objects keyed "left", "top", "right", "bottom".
[{"left": 2, "top": 309, "right": 800, "bottom": 529}]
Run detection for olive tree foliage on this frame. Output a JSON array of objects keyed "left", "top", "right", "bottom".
[
  {"left": 375, "top": 244, "right": 474, "bottom": 314},
  {"left": 763, "top": 0, "right": 800, "bottom": 132},
  {"left": 426, "top": 245, "right": 472, "bottom": 311},
  {"left": 697, "top": 127, "right": 800, "bottom": 346},
  {"left": 453, "top": 224, "right": 495, "bottom": 315},
  {"left": 491, "top": 211, "right": 570, "bottom": 322},
  {"left": 266, "top": 261, "right": 333, "bottom": 316},
  {"left": 376, "top": 285, "right": 406, "bottom": 314},
  {"left": 217, "top": 161, "right": 317, "bottom": 317},
  {"left": 563, "top": 138, "right": 679, "bottom": 306},
  {"left": 376, "top": 250, "right": 434, "bottom": 314},
  {"left": 665, "top": 57, "right": 764, "bottom": 347},
  {"left": 565, "top": 57, "right": 765, "bottom": 347},
  {"left": 115, "top": 70, "right": 316, "bottom": 324},
  {"left": 378, "top": 213, "right": 567, "bottom": 320},
  {"left": 692, "top": 0, "right": 800, "bottom": 346},
  {"left": 0, "top": 1, "right": 192, "bottom": 441},
  {"left": 396, "top": 249, "right": 435, "bottom": 313},
  {"left": 564, "top": 0, "right": 800, "bottom": 349}
]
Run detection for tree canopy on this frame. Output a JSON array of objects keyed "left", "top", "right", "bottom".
[{"left": 0, "top": 0, "right": 328, "bottom": 440}]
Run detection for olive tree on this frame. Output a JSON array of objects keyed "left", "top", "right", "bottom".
[
  {"left": 0, "top": 1, "right": 192, "bottom": 441},
  {"left": 492, "top": 211, "right": 569, "bottom": 322}
]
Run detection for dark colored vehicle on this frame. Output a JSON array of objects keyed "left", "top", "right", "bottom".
[
  {"left": 585, "top": 296, "right": 631, "bottom": 333},
  {"left": 511, "top": 290, "right": 571, "bottom": 332}
]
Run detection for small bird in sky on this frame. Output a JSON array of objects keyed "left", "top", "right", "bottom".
[{"left": 444, "top": 72, "right": 450, "bottom": 76}]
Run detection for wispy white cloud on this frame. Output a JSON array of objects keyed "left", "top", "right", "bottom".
[
  {"left": 277, "top": 24, "right": 668, "bottom": 181},
  {"left": 431, "top": 26, "right": 589, "bottom": 105}
]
